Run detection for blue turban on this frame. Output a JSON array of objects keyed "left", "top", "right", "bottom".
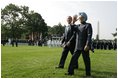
[{"left": 79, "top": 12, "right": 87, "bottom": 22}]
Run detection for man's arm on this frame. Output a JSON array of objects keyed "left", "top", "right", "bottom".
[
  {"left": 84, "top": 23, "right": 93, "bottom": 51},
  {"left": 86, "top": 23, "right": 93, "bottom": 46}
]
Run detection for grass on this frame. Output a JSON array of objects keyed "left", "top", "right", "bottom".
[{"left": 1, "top": 45, "right": 117, "bottom": 78}]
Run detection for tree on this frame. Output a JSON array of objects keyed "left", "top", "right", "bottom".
[
  {"left": 25, "top": 12, "right": 47, "bottom": 42},
  {"left": 112, "top": 28, "right": 117, "bottom": 37},
  {"left": 1, "top": 3, "right": 48, "bottom": 42},
  {"left": 1, "top": 4, "right": 23, "bottom": 39},
  {"left": 112, "top": 28, "right": 117, "bottom": 41},
  {"left": 53, "top": 23, "right": 65, "bottom": 36},
  {"left": 48, "top": 23, "right": 65, "bottom": 37}
]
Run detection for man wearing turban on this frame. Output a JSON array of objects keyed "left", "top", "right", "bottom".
[{"left": 65, "top": 12, "right": 93, "bottom": 77}]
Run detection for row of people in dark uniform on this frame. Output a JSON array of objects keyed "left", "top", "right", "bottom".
[
  {"left": 1, "top": 39, "right": 43, "bottom": 47},
  {"left": 1, "top": 39, "right": 8, "bottom": 46},
  {"left": 2, "top": 39, "right": 117, "bottom": 50},
  {"left": 1, "top": 38, "right": 18, "bottom": 47},
  {"left": 4, "top": 36, "right": 117, "bottom": 50},
  {"left": 92, "top": 40, "right": 117, "bottom": 50},
  {"left": 28, "top": 38, "right": 49, "bottom": 46},
  {"left": 11, "top": 39, "right": 18, "bottom": 47},
  {"left": 28, "top": 39, "right": 42, "bottom": 46}
]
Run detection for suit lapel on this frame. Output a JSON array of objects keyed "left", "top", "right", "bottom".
[{"left": 79, "top": 24, "right": 86, "bottom": 32}]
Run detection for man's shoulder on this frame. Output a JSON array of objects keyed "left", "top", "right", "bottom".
[
  {"left": 85, "top": 23, "right": 91, "bottom": 26},
  {"left": 85, "top": 23, "right": 92, "bottom": 28}
]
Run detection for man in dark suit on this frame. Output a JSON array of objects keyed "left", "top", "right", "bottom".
[
  {"left": 11, "top": 38, "right": 14, "bottom": 47},
  {"left": 113, "top": 40, "right": 117, "bottom": 50},
  {"left": 56, "top": 16, "right": 78, "bottom": 69},
  {"left": 104, "top": 41, "right": 108, "bottom": 50},
  {"left": 65, "top": 12, "right": 93, "bottom": 76},
  {"left": 15, "top": 38, "right": 18, "bottom": 47}
]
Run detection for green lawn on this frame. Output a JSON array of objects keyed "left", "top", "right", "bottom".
[{"left": 1, "top": 45, "right": 117, "bottom": 78}]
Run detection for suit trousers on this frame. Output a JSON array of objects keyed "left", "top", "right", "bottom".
[
  {"left": 68, "top": 50, "right": 91, "bottom": 76},
  {"left": 59, "top": 46, "right": 78, "bottom": 68}
]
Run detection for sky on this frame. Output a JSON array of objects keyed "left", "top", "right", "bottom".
[{"left": 0, "top": 0, "right": 117, "bottom": 40}]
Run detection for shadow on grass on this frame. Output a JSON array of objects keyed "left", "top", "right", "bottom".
[{"left": 78, "top": 68, "right": 117, "bottom": 78}]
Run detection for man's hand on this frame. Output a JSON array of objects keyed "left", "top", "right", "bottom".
[
  {"left": 60, "top": 43, "right": 64, "bottom": 47},
  {"left": 60, "top": 43, "right": 66, "bottom": 48},
  {"left": 66, "top": 42, "right": 70, "bottom": 47},
  {"left": 72, "top": 14, "right": 78, "bottom": 24},
  {"left": 84, "top": 45, "right": 90, "bottom": 52},
  {"left": 60, "top": 44, "right": 63, "bottom": 47}
]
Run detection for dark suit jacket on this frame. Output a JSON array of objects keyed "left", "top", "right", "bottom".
[
  {"left": 69, "top": 22, "right": 93, "bottom": 50},
  {"left": 61, "top": 24, "right": 76, "bottom": 48}
]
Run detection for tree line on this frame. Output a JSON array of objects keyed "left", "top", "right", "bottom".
[{"left": 1, "top": 4, "right": 65, "bottom": 43}]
